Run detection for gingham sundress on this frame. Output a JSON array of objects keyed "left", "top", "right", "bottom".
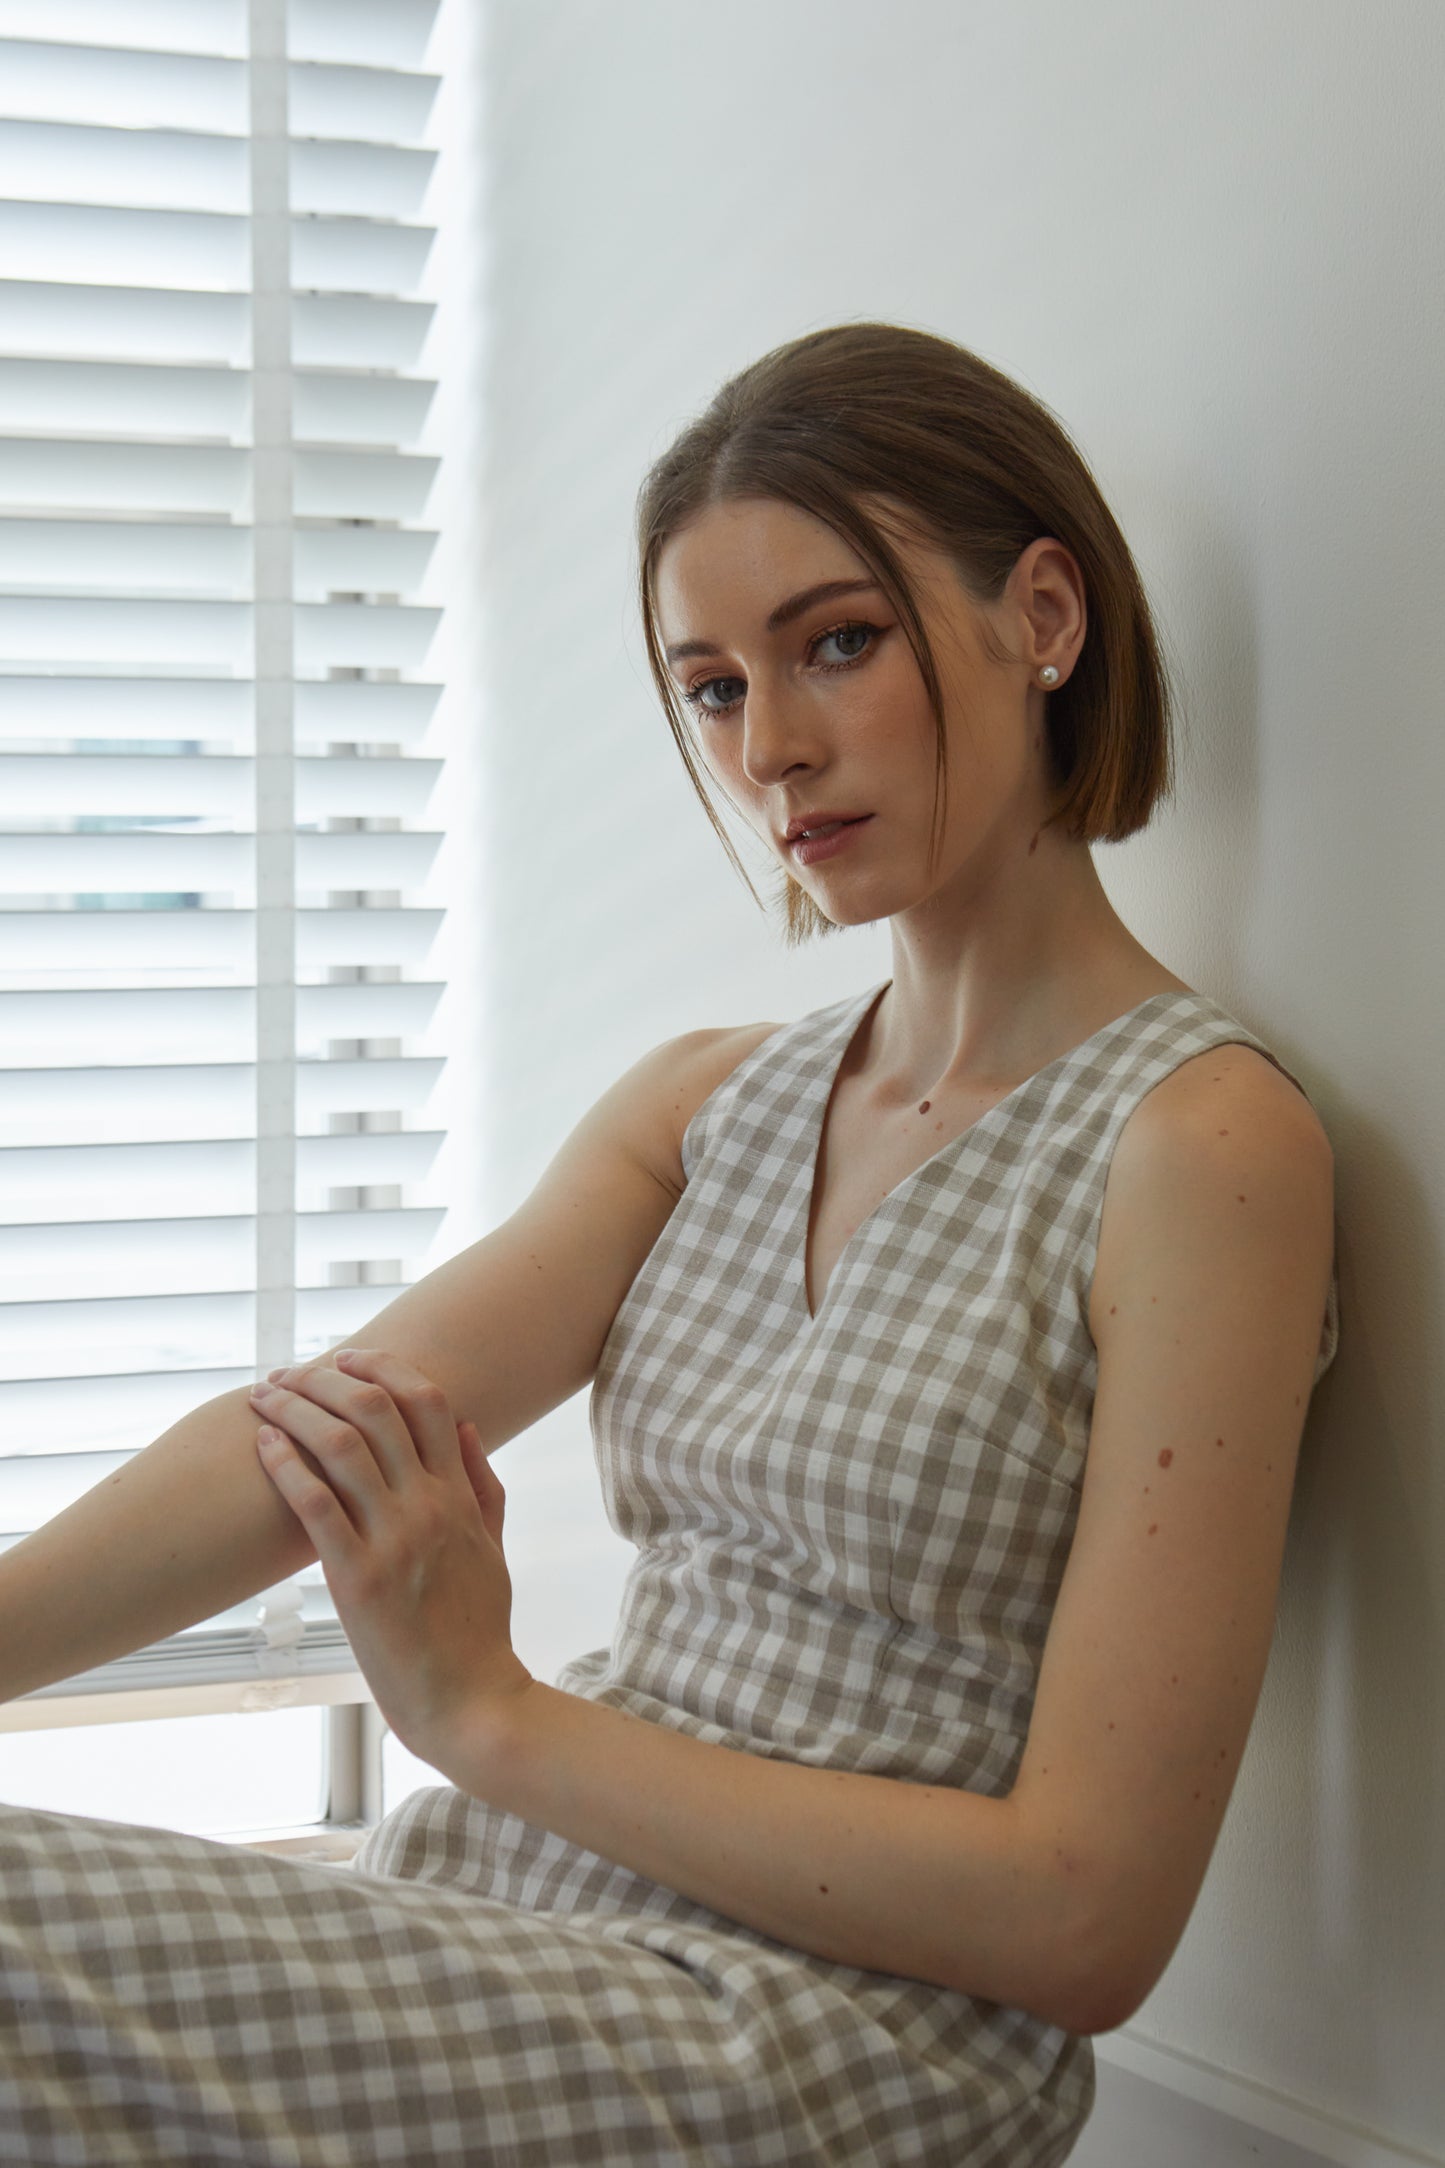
[{"left": 0, "top": 979, "right": 1341, "bottom": 2167}]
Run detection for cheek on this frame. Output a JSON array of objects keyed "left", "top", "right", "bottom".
[
  {"left": 693, "top": 738, "right": 733, "bottom": 791},
  {"left": 857, "top": 653, "right": 936, "bottom": 746}
]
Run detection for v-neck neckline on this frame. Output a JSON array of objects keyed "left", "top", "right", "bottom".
[{"left": 797, "top": 978, "right": 1199, "bottom": 1324}]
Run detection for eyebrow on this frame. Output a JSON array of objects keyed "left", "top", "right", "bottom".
[{"left": 662, "top": 577, "right": 884, "bottom": 666}]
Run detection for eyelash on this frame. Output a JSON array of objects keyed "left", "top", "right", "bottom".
[{"left": 679, "top": 619, "right": 885, "bottom": 721}]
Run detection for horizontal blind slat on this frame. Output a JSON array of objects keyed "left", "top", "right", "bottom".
[
  {"left": 0, "top": 356, "right": 249, "bottom": 432},
  {"left": 0, "top": 908, "right": 443, "bottom": 973},
  {"left": 0, "top": 521, "right": 439, "bottom": 593},
  {"left": 293, "top": 448, "right": 439, "bottom": 519},
  {"left": 0, "top": 517, "right": 251, "bottom": 589},
  {"left": 294, "top": 292, "right": 433, "bottom": 367},
  {"left": 0, "top": 982, "right": 443, "bottom": 1059},
  {"left": 0, "top": 361, "right": 437, "bottom": 444},
  {"left": 289, "top": 0, "right": 440, "bottom": 70},
  {"left": 0, "top": 121, "right": 435, "bottom": 222},
  {"left": 0, "top": 1129, "right": 443, "bottom": 1212},
  {"left": 0, "top": 598, "right": 440, "bottom": 668},
  {"left": 0, "top": 1208, "right": 445, "bottom": 1301},
  {"left": 0, "top": 596, "right": 251, "bottom": 666},
  {"left": 0, "top": 6, "right": 246, "bottom": 58},
  {"left": 289, "top": 61, "right": 440, "bottom": 142},
  {"left": 0, "top": 1058, "right": 446, "bottom": 1134},
  {"left": 0, "top": 118, "right": 248, "bottom": 212},
  {"left": 0, "top": 678, "right": 440, "bottom": 744},
  {"left": 0, "top": 200, "right": 250, "bottom": 287},
  {"left": 1, "top": 438, "right": 249, "bottom": 513},
  {"left": 1, "top": 755, "right": 442, "bottom": 815},
  {"left": 0, "top": 286, "right": 435, "bottom": 370},
  {"left": 0, "top": 827, "right": 438, "bottom": 892},
  {"left": 0, "top": 280, "right": 250, "bottom": 363},
  {"left": 291, "top": 215, "right": 434, "bottom": 292},
  {"left": 292, "top": 372, "right": 436, "bottom": 446},
  {"left": 5, "top": 451, "right": 435, "bottom": 520},
  {"left": 291, "top": 137, "right": 435, "bottom": 219},
  {"left": 0, "top": 40, "right": 246, "bottom": 132}
]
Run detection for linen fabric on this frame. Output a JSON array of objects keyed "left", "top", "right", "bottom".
[{"left": 0, "top": 980, "right": 1341, "bottom": 2165}]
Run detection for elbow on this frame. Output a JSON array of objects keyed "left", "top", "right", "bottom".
[
  {"left": 1040, "top": 1944, "right": 1146, "bottom": 2039},
  {"left": 1033, "top": 1874, "right": 1160, "bottom": 2038},
  {"left": 1048, "top": 1973, "right": 1145, "bottom": 2039},
  {"left": 999, "top": 1801, "right": 1169, "bottom": 2035}
]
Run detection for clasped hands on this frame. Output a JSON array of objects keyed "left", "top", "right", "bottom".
[{"left": 249, "top": 1349, "right": 535, "bottom": 1780}]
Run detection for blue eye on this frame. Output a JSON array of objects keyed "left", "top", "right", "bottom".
[
  {"left": 813, "top": 623, "right": 874, "bottom": 665},
  {"left": 685, "top": 674, "right": 747, "bottom": 717},
  {"left": 680, "top": 619, "right": 884, "bottom": 721}
]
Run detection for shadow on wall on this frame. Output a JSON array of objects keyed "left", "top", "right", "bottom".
[{"left": 1283, "top": 1108, "right": 1440, "bottom": 2130}]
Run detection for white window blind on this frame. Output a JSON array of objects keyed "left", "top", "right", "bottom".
[{"left": 0, "top": 0, "right": 450, "bottom": 1701}]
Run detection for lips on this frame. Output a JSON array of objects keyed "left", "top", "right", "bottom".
[
  {"left": 783, "top": 811, "right": 870, "bottom": 843},
  {"left": 786, "top": 814, "right": 875, "bottom": 867}
]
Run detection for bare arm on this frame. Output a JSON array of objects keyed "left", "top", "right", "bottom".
[
  {"left": 434, "top": 1048, "right": 1336, "bottom": 2032},
  {"left": 0, "top": 1025, "right": 776, "bottom": 1708}
]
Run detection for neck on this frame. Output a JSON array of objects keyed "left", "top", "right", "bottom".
[{"left": 868, "top": 833, "right": 1172, "bottom": 1104}]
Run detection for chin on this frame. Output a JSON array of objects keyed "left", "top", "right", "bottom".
[{"left": 813, "top": 895, "right": 891, "bottom": 931}]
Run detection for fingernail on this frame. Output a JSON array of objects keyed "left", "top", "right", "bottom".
[{"left": 267, "top": 1367, "right": 289, "bottom": 1384}]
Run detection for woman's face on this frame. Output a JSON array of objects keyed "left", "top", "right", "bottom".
[{"left": 653, "top": 494, "right": 1073, "bottom": 929}]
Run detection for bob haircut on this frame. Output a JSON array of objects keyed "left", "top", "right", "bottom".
[{"left": 635, "top": 320, "right": 1177, "bottom": 948}]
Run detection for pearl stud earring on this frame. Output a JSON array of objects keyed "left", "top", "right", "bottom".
[{"left": 1038, "top": 665, "right": 1059, "bottom": 687}]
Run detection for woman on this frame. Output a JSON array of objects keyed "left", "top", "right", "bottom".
[{"left": 0, "top": 322, "right": 1340, "bottom": 2166}]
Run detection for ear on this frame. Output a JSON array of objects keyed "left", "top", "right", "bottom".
[{"left": 1012, "top": 535, "right": 1087, "bottom": 679}]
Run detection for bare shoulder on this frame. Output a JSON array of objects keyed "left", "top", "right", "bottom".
[
  {"left": 635, "top": 1019, "right": 787, "bottom": 1201},
  {"left": 1129, "top": 1039, "right": 1332, "bottom": 1147},
  {"left": 1088, "top": 1040, "right": 1334, "bottom": 1344}
]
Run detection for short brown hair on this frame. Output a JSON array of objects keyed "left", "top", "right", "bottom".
[{"left": 636, "top": 320, "right": 1177, "bottom": 947}]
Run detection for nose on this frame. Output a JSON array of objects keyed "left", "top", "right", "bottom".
[{"left": 738, "top": 680, "right": 817, "bottom": 790}]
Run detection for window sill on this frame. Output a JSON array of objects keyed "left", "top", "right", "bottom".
[
  {"left": 0, "top": 1670, "right": 372, "bottom": 1735},
  {"left": 228, "top": 1824, "right": 372, "bottom": 1862}
]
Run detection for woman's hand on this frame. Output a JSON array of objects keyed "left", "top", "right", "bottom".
[{"left": 248, "top": 1348, "right": 534, "bottom": 1781}]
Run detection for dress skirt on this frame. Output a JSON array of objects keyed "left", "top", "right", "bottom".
[{"left": 0, "top": 1796, "right": 1083, "bottom": 2166}]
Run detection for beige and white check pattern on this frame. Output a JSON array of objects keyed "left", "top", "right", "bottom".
[{"left": 1, "top": 982, "right": 1339, "bottom": 2165}]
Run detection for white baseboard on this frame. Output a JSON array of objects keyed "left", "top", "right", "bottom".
[{"left": 1085, "top": 2028, "right": 1441, "bottom": 2168}]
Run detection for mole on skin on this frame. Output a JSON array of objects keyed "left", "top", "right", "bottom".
[
  {"left": 1158, "top": 1448, "right": 1174, "bottom": 1468},
  {"left": 919, "top": 1100, "right": 930, "bottom": 1114}
]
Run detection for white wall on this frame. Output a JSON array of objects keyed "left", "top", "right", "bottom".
[{"left": 463, "top": 5, "right": 1444, "bottom": 2160}]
